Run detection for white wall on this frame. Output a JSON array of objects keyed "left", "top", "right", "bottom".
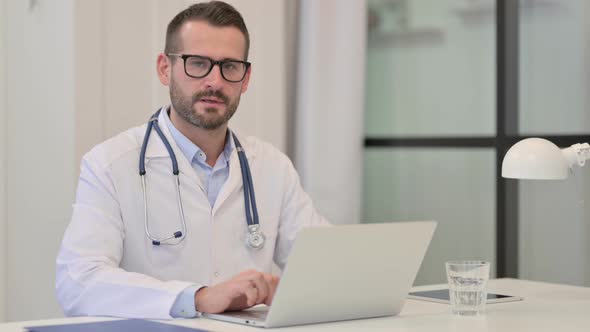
[
  {"left": 0, "top": 0, "right": 7, "bottom": 322},
  {"left": 75, "top": 0, "right": 288, "bottom": 163},
  {"left": 1, "top": 0, "right": 290, "bottom": 322},
  {"left": 227, "top": 0, "right": 288, "bottom": 152},
  {"left": 296, "top": 0, "right": 367, "bottom": 225},
  {"left": 81, "top": 0, "right": 291, "bottom": 150},
  {"left": 4, "top": 0, "right": 76, "bottom": 321},
  {"left": 73, "top": 0, "right": 105, "bottom": 164}
]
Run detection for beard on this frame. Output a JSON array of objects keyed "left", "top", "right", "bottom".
[{"left": 169, "top": 78, "right": 239, "bottom": 130}]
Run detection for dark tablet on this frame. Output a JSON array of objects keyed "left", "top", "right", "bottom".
[{"left": 408, "top": 289, "right": 523, "bottom": 304}]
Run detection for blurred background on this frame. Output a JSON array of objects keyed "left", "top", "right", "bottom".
[{"left": 0, "top": 0, "right": 588, "bottom": 322}]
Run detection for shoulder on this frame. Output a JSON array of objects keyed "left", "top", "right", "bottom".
[
  {"left": 241, "top": 135, "right": 292, "bottom": 166},
  {"left": 81, "top": 123, "right": 147, "bottom": 170}
]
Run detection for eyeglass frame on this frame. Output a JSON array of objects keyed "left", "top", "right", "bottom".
[{"left": 166, "top": 53, "right": 251, "bottom": 83}]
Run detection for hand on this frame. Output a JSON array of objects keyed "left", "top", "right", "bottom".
[{"left": 194, "top": 269, "right": 280, "bottom": 314}]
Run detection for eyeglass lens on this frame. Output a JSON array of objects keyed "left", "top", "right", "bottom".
[{"left": 185, "top": 56, "right": 247, "bottom": 82}]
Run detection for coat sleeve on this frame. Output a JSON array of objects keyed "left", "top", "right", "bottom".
[
  {"left": 273, "top": 155, "right": 332, "bottom": 270},
  {"left": 56, "top": 151, "right": 196, "bottom": 320}
]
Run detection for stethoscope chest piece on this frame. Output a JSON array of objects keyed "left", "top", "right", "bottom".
[{"left": 246, "top": 224, "right": 265, "bottom": 250}]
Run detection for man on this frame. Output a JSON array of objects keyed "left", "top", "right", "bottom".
[{"left": 56, "top": 1, "right": 329, "bottom": 319}]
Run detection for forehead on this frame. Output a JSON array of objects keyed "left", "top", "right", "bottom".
[{"left": 177, "top": 20, "right": 247, "bottom": 60}]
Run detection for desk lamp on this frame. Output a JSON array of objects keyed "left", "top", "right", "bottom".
[{"left": 502, "top": 138, "right": 590, "bottom": 180}]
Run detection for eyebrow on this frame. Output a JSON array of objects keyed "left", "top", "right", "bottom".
[
  {"left": 217, "top": 56, "right": 245, "bottom": 62},
  {"left": 186, "top": 54, "right": 244, "bottom": 62}
]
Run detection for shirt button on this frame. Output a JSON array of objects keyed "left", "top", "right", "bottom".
[{"left": 214, "top": 272, "right": 220, "bottom": 278}]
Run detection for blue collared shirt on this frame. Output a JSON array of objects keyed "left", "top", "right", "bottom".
[
  {"left": 163, "top": 109, "right": 234, "bottom": 317},
  {"left": 163, "top": 109, "right": 234, "bottom": 206}
]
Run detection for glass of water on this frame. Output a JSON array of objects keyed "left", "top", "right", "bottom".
[{"left": 445, "top": 260, "right": 490, "bottom": 316}]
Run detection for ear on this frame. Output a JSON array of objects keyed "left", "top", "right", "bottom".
[
  {"left": 240, "top": 65, "right": 252, "bottom": 94},
  {"left": 156, "top": 53, "right": 171, "bottom": 86}
]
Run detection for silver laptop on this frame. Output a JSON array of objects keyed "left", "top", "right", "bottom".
[{"left": 204, "top": 221, "right": 436, "bottom": 328}]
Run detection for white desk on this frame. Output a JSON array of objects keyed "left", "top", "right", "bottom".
[{"left": 4, "top": 279, "right": 590, "bottom": 331}]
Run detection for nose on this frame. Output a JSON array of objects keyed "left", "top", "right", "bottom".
[{"left": 202, "top": 63, "right": 225, "bottom": 89}]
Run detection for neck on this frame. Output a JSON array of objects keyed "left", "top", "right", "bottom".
[{"left": 169, "top": 107, "right": 227, "bottom": 167}]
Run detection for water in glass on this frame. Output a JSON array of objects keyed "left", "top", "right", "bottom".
[{"left": 448, "top": 275, "right": 487, "bottom": 315}]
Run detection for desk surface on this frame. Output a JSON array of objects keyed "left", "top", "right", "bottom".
[{"left": 4, "top": 279, "right": 590, "bottom": 331}]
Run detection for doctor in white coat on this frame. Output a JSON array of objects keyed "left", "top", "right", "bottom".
[{"left": 56, "top": 1, "right": 329, "bottom": 320}]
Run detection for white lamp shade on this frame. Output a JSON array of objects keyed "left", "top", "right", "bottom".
[{"left": 501, "top": 138, "right": 569, "bottom": 180}]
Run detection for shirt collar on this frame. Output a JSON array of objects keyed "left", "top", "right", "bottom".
[{"left": 162, "top": 106, "right": 235, "bottom": 165}]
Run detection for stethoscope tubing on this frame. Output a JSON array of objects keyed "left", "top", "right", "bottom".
[
  {"left": 233, "top": 134, "right": 260, "bottom": 227},
  {"left": 140, "top": 110, "right": 187, "bottom": 245},
  {"left": 139, "top": 107, "right": 262, "bottom": 248}
]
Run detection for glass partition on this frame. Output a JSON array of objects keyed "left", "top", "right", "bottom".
[
  {"left": 518, "top": 0, "right": 590, "bottom": 286},
  {"left": 363, "top": 149, "right": 496, "bottom": 285},
  {"left": 519, "top": 0, "right": 590, "bottom": 135},
  {"left": 366, "top": 0, "right": 496, "bottom": 137},
  {"left": 364, "top": 0, "right": 497, "bottom": 285}
]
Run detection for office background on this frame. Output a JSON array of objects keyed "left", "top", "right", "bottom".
[{"left": 0, "top": 0, "right": 588, "bottom": 323}]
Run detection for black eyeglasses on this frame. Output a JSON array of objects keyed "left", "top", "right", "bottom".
[{"left": 167, "top": 53, "right": 251, "bottom": 83}]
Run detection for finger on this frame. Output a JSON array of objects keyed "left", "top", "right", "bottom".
[
  {"left": 264, "top": 275, "right": 280, "bottom": 306},
  {"left": 235, "top": 269, "right": 259, "bottom": 281},
  {"left": 227, "top": 293, "right": 249, "bottom": 312},
  {"left": 242, "top": 280, "right": 259, "bottom": 307},
  {"left": 234, "top": 270, "right": 269, "bottom": 304},
  {"left": 250, "top": 275, "right": 270, "bottom": 304}
]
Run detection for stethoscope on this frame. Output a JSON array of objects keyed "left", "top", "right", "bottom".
[{"left": 138, "top": 108, "right": 265, "bottom": 249}]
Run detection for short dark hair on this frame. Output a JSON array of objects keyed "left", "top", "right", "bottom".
[{"left": 164, "top": 1, "right": 250, "bottom": 60}]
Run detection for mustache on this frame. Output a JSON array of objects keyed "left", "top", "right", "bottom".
[{"left": 192, "top": 90, "right": 229, "bottom": 105}]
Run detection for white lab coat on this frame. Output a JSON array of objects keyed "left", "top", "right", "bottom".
[{"left": 56, "top": 110, "right": 330, "bottom": 319}]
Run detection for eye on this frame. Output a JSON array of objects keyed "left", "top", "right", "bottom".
[
  {"left": 222, "top": 62, "right": 240, "bottom": 71},
  {"left": 187, "top": 58, "right": 209, "bottom": 68}
]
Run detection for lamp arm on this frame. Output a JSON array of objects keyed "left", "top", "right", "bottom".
[{"left": 562, "top": 143, "right": 590, "bottom": 168}]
